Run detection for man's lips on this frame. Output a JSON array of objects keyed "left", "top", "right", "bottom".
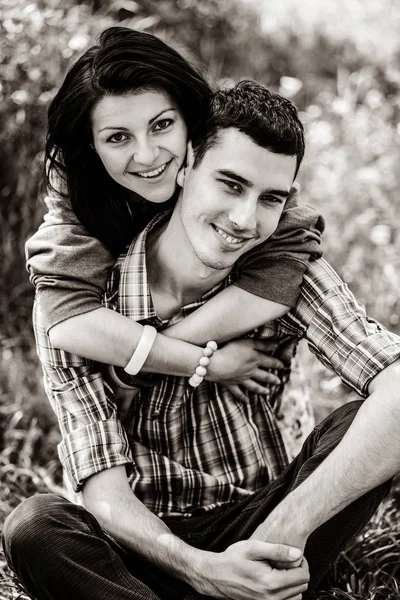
[{"left": 213, "top": 224, "right": 253, "bottom": 245}]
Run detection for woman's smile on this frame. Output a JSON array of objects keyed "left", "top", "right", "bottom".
[{"left": 134, "top": 161, "right": 170, "bottom": 178}]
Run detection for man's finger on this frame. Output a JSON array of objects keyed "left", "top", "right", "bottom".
[
  {"left": 245, "top": 540, "right": 302, "bottom": 563},
  {"left": 269, "top": 565, "right": 310, "bottom": 590},
  {"left": 279, "top": 582, "right": 309, "bottom": 599}
]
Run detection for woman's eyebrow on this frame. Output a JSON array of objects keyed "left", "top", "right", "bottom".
[
  {"left": 148, "top": 108, "right": 177, "bottom": 125},
  {"left": 97, "top": 108, "right": 177, "bottom": 133},
  {"left": 97, "top": 126, "right": 130, "bottom": 133}
]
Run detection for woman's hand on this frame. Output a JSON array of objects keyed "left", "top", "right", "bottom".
[{"left": 208, "top": 339, "right": 284, "bottom": 402}]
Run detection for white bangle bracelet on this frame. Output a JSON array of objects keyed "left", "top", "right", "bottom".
[{"left": 124, "top": 325, "right": 157, "bottom": 376}]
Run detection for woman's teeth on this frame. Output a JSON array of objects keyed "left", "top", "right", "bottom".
[
  {"left": 215, "top": 226, "right": 244, "bottom": 245},
  {"left": 136, "top": 162, "right": 168, "bottom": 178}
]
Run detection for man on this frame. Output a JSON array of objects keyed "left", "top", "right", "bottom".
[{"left": 4, "top": 81, "right": 400, "bottom": 600}]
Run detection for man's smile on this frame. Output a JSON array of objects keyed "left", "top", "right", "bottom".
[{"left": 212, "top": 224, "right": 253, "bottom": 247}]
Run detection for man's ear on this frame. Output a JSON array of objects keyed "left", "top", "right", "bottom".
[
  {"left": 186, "top": 141, "right": 194, "bottom": 168},
  {"left": 176, "top": 164, "right": 185, "bottom": 188},
  {"left": 176, "top": 141, "right": 195, "bottom": 187}
]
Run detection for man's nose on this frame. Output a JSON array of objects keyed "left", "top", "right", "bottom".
[
  {"left": 228, "top": 199, "right": 257, "bottom": 233},
  {"left": 133, "top": 137, "right": 159, "bottom": 166}
]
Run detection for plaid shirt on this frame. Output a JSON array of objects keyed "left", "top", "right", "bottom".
[{"left": 34, "top": 212, "right": 400, "bottom": 516}]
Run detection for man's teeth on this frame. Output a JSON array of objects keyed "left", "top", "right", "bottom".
[
  {"left": 215, "top": 226, "right": 244, "bottom": 244},
  {"left": 136, "top": 163, "right": 168, "bottom": 178}
]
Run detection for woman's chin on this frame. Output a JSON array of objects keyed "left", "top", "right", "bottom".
[{"left": 141, "top": 184, "right": 178, "bottom": 204}]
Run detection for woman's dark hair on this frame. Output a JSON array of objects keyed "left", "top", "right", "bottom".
[{"left": 45, "top": 26, "right": 212, "bottom": 255}]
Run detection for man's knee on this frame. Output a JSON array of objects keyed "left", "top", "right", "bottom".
[{"left": 3, "top": 493, "right": 71, "bottom": 570}]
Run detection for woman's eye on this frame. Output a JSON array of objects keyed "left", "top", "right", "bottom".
[
  {"left": 154, "top": 118, "right": 173, "bottom": 132},
  {"left": 107, "top": 132, "right": 128, "bottom": 144}
]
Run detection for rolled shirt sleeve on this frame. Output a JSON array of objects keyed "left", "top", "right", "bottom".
[
  {"left": 283, "top": 258, "right": 400, "bottom": 396},
  {"left": 34, "top": 300, "right": 133, "bottom": 492}
]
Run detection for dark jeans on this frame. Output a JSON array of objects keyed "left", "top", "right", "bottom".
[{"left": 3, "top": 401, "right": 391, "bottom": 600}]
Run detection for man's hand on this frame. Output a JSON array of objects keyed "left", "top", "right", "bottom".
[
  {"left": 195, "top": 540, "right": 309, "bottom": 600},
  {"left": 208, "top": 339, "right": 284, "bottom": 402}
]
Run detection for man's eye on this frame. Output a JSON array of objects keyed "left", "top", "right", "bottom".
[
  {"left": 154, "top": 118, "right": 173, "bottom": 132},
  {"left": 107, "top": 132, "right": 128, "bottom": 144},
  {"left": 261, "top": 195, "right": 284, "bottom": 205},
  {"left": 222, "top": 180, "right": 241, "bottom": 193}
]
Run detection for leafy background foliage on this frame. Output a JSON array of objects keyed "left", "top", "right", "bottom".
[{"left": 1, "top": 0, "right": 400, "bottom": 597}]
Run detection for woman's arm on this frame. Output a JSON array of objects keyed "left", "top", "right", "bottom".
[
  {"left": 164, "top": 286, "right": 290, "bottom": 346},
  {"left": 50, "top": 307, "right": 283, "bottom": 387},
  {"left": 29, "top": 187, "right": 316, "bottom": 383},
  {"left": 28, "top": 191, "right": 282, "bottom": 386},
  {"left": 26, "top": 191, "right": 115, "bottom": 331}
]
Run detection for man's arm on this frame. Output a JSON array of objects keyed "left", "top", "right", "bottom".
[
  {"left": 251, "top": 359, "right": 400, "bottom": 552},
  {"left": 82, "top": 465, "right": 309, "bottom": 600},
  {"left": 251, "top": 258, "right": 400, "bottom": 553}
]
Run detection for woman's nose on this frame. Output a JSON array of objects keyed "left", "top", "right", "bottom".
[{"left": 133, "top": 138, "right": 159, "bottom": 166}]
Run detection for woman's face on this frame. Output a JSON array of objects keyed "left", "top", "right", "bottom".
[{"left": 91, "top": 90, "right": 188, "bottom": 203}]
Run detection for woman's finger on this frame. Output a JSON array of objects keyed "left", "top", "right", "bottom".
[
  {"left": 252, "top": 369, "right": 281, "bottom": 385},
  {"left": 224, "top": 384, "right": 249, "bottom": 403},
  {"left": 240, "top": 379, "right": 270, "bottom": 395}
]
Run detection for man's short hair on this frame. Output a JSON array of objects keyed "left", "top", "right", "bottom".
[{"left": 192, "top": 80, "right": 305, "bottom": 179}]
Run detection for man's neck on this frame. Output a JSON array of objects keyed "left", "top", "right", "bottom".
[{"left": 146, "top": 210, "right": 231, "bottom": 321}]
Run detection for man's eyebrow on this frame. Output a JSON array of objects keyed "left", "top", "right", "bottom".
[
  {"left": 216, "top": 170, "right": 253, "bottom": 187},
  {"left": 263, "top": 188, "right": 291, "bottom": 198},
  {"left": 97, "top": 108, "right": 176, "bottom": 133},
  {"left": 217, "top": 170, "right": 290, "bottom": 197}
]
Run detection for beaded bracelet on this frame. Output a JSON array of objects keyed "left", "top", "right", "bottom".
[{"left": 188, "top": 340, "right": 218, "bottom": 388}]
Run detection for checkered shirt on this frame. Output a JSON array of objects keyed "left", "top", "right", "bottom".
[{"left": 33, "top": 212, "right": 400, "bottom": 516}]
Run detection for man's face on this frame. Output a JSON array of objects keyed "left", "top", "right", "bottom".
[{"left": 178, "top": 128, "right": 297, "bottom": 271}]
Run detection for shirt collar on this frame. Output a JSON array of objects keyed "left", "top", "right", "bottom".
[{"left": 117, "top": 210, "right": 170, "bottom": 323}]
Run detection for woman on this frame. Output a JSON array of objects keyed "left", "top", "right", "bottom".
[{"left": 27, "top": 26, "right": 322, "bottom": 447}]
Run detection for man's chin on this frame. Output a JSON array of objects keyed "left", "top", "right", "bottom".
[{"left": 196, "top": 253, "right": 236, "bottom": 271}]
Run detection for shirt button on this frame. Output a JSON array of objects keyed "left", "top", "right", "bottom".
[{"left": 152, "top": 410, "right": 160, "bottom": 420}]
